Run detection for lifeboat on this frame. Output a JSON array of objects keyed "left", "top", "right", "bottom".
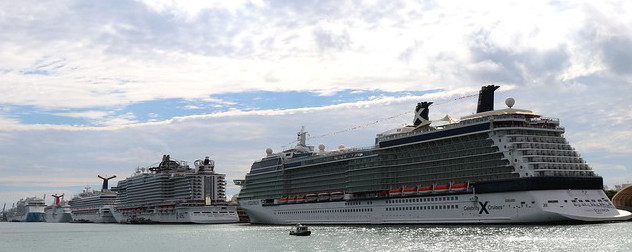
[
  {"left": 279, "top": 197, "right": 288, "bottom": 204},
  {"left": 305, "top": 194, "right": 317, "bottom": 202},
  {"left": 403, "top": 186, "right": 417, "bottom": 196},
  {"left": 287, "top": 197, "right": 297, "bottom": 203},
  {"left": 434, "top": 184, "right": 448, "bottom": 193},
  {"left": 379, "top": 190, "right": 388, "bottom": 197},
  {"left": 317, "top": 192, "right": 330, "bottom": 201},
  {"left": 451, "top": 183, "right": 468, "bottom": 192},
  {"left": 330, "top": 191, "right": 344, "bottom": 201},
  {"left": 389, "top": 188, "right": 403, "bottom": 197},
  {"left": 417, "top": 186, "right": 432, "bottom": 194},
  {"left": 296, "top": 196, "right": 306, "bottom": 203}
]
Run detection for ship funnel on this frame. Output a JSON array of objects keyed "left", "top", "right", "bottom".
[
  {"left": 52, "top": 194, "right": 63, "bottom": 207},
  {"left": 98, "top": 175, "right": 117, "bottom": 191},
  {"left": 476, "top": 85, "right": 500, "bottom": 113},
  {"left": 413, "top": 102, "right": 433, "bottom": 126}
]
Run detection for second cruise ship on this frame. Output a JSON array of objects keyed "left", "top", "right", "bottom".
[{"left": 112, "top": 155, "right": 239, "bottom": 224}]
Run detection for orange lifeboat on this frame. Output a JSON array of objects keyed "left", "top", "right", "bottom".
[
  {"left": 434, "top": 184, "right": 448, "bottom": 193},
  {"left": 279, "top": 197, "right": 288, "bottom": 204},
  {"left": 451, "top": 183, "right": 468, "bottom": 192},
  {"left": 389, "top": 188, "right": 403, "bottom": 197},
  {"left": 403, "top": 186, "right": 417, "bottom": 195},
  {"left": 417, "top": 186, "right": 432, "bottom": 194},
  {"left": 287, "top": 196, "right": 297, "bottom": 203},
  {"left": 296, "top": 196, "right": 306, "bottom": 203}
]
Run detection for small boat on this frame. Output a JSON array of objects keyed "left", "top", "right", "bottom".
[
  {"left": 418, "top": 186, "right": 432, "bottom": 194},
  {"left": 388, "top": 188, "right": 403, "bottom": 197},
  {"left": 330, "top": 191, "right": 344, "bottom": 201},
  {"left": 403, "top": 186, "right": 417, "bottom": 195},
  {"left": 317, "top": 192, "right": 330, "bottom": 202},
  {"left": 290, "top": 223, "right": 311, "bottom": 236},
  {"left": 279, "top": 197, "right": 288, "bottom": 204},
  {"left": 434, "top": 184, "right": 449, "bottom": 193},
  {"left": 451, "top": 183, "right": 468, "bottom": 192},
  {"left": 287, "top": 196, "right": 297, "bottom": 203},
  {"left": 305, "top": 194, "right": 317, "bottom": 202},
  {"left": 295, "top": 196, "right": 306, "bottom": 203}
]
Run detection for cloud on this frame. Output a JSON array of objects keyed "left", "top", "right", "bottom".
[{"left": 1, "top": 0, "right": 632, "bottom": 206}]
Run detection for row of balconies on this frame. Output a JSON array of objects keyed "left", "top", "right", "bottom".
[
  {"left": 529, "top": 163, "right": 591, "bottom": 170},
  {"left": 508, "top": 136, "right": 566, "bottom": 144},
  {"left": 520, "top": 149, "right": 578, "bottom": 156}
]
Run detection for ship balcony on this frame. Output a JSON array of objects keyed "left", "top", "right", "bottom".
[{"left": 533, "top": 170, "right": 594, "bottom": 177}]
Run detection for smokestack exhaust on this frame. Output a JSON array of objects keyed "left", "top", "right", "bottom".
[
  {"left": 98, "top": 175, "right": 117, "bottom": 191},
  {"left": 476, "top": 85, "right": 500, "bottom": 113},
  {"left": 413, "top": 101, "right": 433, "bottom": 126}
]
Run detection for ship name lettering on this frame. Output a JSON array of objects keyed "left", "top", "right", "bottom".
[{"left": 464, "top": 206, "right": 479, "bottom": 211}]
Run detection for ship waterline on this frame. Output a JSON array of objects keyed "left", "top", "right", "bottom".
[{"left": 236, "top": 85, "right": 632, "bottom": 224}]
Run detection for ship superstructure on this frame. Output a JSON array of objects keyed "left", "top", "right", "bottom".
[
  {"left": 237, "top": 85, "right": 632, "bottom": 224},
  {"left": 5, "top": 197, "right": 45, "bottom": 222},
  {"left": 45, "top": 194, "right": 72, "bottom": 223},
  {"left": 68, "top": 176, "right": 117, "bottom": 223},
  {"left": 112, "top": 155, "right": 239, "bottom": 224}
]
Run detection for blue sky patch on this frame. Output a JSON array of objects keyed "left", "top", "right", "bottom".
[{"left": 4, "top": 89, "right": 440, "bottom": 126}]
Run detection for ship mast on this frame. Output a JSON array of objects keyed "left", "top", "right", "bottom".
[{"left": 297, "top": 126, "right": 307, "bottom": 147}]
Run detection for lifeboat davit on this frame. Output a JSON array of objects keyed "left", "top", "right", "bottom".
[{"left": 389, "top": 188, "right": 403, "bottom": 197}]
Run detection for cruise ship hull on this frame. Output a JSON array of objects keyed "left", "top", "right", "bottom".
[
  {"left": 70, "top": 205, "right": 116, "bottom": 223},
  {"left": 45, "top": 206, "right": 72, "bottom": 223},
  {"left": 112, "top": 206, "right": 239, "bottom": 224},
  {"left": 7, "top": 205, "right": 45, "bottom": 222},
  {"left": 239, "top": 188, "right": 631, "bottom": 224}
]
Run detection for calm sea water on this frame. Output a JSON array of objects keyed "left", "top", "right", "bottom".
[{"left": 1, "top": 222, "right": 631, "bottom": 252}]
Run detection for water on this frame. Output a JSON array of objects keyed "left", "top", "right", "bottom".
[{"left": 1, "top": 222, "right": 631, "bottom": 252}]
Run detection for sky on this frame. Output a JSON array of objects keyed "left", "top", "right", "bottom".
[{"left": 1, "top": 0, "right": 632, "bottom": 208}]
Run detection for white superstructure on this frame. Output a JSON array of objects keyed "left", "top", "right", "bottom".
[
  {"left": 5, "top": 197, "right": 45, "bottom": 222},
  {"left": 112, "top": 155, "right": 239, "bottom": 224}
]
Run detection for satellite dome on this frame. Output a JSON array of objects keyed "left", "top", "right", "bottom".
[
  {"left": 318, "top": 144, "right": 325, "bottom": 151},
  {"left": 266, "top": 148, "right": 273, "bottom": 155},
  {"left": 505, "top": 97, "right": 515, "bottom": 108}
]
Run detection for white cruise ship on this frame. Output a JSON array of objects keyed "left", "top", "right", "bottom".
[
  {"left": 237, "top": 85, "right": 632, "bottom": 224},
  {"left": 45, "top": 194, "right": 72, "bottom": 223},
  {"left": 5, "top": 197, "right": 45, "bottom": 222},
  {"left": 69, "top": 176, "right": 117, "bottom": 223},
  {"left": 112, "top": 155, "right": 239, "bottom": 224}
]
